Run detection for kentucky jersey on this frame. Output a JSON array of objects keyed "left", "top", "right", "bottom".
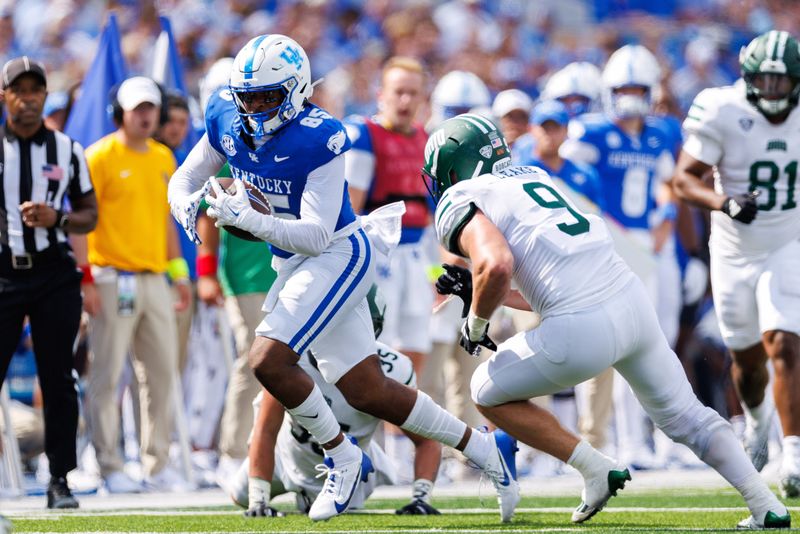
[
  {"left": 205, "top": 89, "right": 356, "bottom": 258},
  {"left": 434, "top": 166, "right": 633, "bottom": 318},
  {"left": 683, "top": 81, "right": 800, "bottom": 255},
  {"left": 276, "top": 342, "right": 415, "bottom": 489},
  {"left": 565, "top": 113, "right": 675, "bottom": 230}
]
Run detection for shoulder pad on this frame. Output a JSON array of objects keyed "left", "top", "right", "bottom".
[{"left": 343, "top": 115, "right": 372, "bottom": 151}]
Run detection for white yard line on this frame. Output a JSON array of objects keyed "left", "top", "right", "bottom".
[{"left": 10, "top": 506, "right": 800, "bottom": 519}]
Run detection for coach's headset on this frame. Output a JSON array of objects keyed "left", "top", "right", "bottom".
[{"left": 108, "top": 81, "right": 170, "bottom": 127}]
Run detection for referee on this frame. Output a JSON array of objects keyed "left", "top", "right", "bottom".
[{"left": 0, "top": 57, "right": 97, "bottom": 508}]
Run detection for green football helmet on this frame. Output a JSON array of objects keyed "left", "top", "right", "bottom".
[
  {"left": 422, "top": 113, "right": 512, "bottom": 204},
  {"left": 367, "top": 284, "right": 386, "bottom": 339},
  {"left": 740, "top": 30, "right": 800, "bottom": 116}
]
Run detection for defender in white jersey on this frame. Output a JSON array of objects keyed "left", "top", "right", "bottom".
[
  {"left": 675, "top": 30, "right": 800, "bottom": 496},
  {"left": 425, "top": 114, "right": 790, "bottom": 529}
]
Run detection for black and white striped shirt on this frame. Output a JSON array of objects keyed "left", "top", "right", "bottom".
[{"left": 1, "top": 125, "right": 93, "bottom": 255}]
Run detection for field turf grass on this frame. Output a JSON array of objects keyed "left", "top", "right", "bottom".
[{"left": 9, "top": 488, "right": 800, "bottom": 533}]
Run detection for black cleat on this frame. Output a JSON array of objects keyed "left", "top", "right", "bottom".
[{"left": 47, "top": 476, "right": 79, "bottom": 509}]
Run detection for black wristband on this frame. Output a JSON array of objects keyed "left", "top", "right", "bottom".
[{"left": 55, "top": 209, "right": 69, "bottom": 229}]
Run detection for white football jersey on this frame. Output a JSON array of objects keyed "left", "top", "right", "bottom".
[
  {"left": 683, "top": 81, "right": 800, "bottom": 254},
  {"left": 275, "top": 342, "right": 414, "bottom": 489},
  {"left": 434, "top": 166, "right": 634, "bottom": 317}
]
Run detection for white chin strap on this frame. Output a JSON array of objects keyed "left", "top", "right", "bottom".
[{"left": 613, "top": 94, "right": 650, "bottom": 119}]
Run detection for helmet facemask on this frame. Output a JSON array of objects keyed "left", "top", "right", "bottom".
[
  {"left": 609, "top": 85, "right": 651, "bottom": 119},
  {"left": 745, "top": 72, "right": 800, "bottom": 116},
  {"left": 230, "top": 77, "right": 299, "bottom": 137}
]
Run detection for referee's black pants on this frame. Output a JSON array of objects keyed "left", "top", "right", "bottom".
[{"left": 0, "top": 247, "right": 81, "bottom": 479}]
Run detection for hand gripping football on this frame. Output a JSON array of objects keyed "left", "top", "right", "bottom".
[{"left": 208, "top": 177, "right": 272, "bottom": 241}]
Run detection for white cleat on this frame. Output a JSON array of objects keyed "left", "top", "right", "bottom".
[
  {"left": 571, "top": 464, "right": 631, "bottom": 523},
  {"left": 481, "top": 429, "right": 520, "bottom": 523},
  {"left": 737, "top": 510, "right": 791, "bottom": 529},
  {"left": 308, "top": 446, "right": 374, "bottom": 521}
]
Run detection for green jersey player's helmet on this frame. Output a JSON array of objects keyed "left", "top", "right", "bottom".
[
  {"left": 366, "top": 284, "right": 386, "bottom": 339},
  {"left": 422, "top": 113, "right": 512, "bottom": 204},
  {"left": 740, "top": 30, "right": 800, "bottom": 116}
]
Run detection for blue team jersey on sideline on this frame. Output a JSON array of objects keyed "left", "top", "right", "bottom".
[
  {"left": 510, "top": 133, "right": 536, "bottom": 166},
  {"left": 205, "top": 89, "right": 355, "bottom": 258},
  {"left": 574, "top": 113, "right": 673, "bottom": 230},
  {"left": 657, "top": 113, "right": 683, "bottom": 158},
  {"left": 520, "top": 156, "right": 605, "bottom": 212}
]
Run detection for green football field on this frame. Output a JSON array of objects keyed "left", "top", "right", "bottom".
[{"left": 8, "top": 489, "right": 799, "bottom": 533}]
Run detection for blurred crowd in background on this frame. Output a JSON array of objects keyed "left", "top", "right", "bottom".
[{"left": 4, "top": 0, "right": 800, "bottom": 119}]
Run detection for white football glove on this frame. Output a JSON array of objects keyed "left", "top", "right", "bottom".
[
  {"left": 205, "top": 177, "right": 272, "bottom": 239},
  {"left": 170, "top": 180, "right": 212, "bottom": 244}
]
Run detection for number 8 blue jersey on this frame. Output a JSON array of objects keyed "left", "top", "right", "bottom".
[{"left": 564, "top": 113, "right": 675, "bottom": 230}]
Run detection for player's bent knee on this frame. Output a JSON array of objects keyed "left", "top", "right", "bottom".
[
  {"left": 470, "top": 361, "right": 502, "bottom": 408},
  {"left": 657, "top": 402, "right": 728, "bottom": 458},
  {"left": 248, "top": 337, "right": 294, "bottom": 381}
]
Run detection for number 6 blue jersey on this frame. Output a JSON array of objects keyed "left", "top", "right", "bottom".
[
  {"left": 564, "top": 113, "right": 675, "bottom": 231},
  {"left": 205, "top": 88, "right": 356, "bottom": 258}
]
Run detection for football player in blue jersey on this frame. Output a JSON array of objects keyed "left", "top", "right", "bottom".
[
  {"left": 561, "top": 44, "right": 682, "bottom": 470},
  {"left": 168, "top": 34, "right": 519, "bottom": 522}
]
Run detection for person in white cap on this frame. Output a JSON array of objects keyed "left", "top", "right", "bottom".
[
  {"left": 491, "top": 89, "right": 533, "bottom": 146},
  {"left": 84, "top": 75, "right": 192, "bottom": 494}
]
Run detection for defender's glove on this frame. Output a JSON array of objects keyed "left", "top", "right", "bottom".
[
  {"left": 459, "top": 313, "right": 497, "bottom": 357},
  {"left": 435, "top": 263, "right": 473, "bottom": 318},
  {"left": 205, "top": 177, "right": 272, "bottom": 240},
  {"left": 396, "top": 499, "right": 441, "bottom": 515},
  {"left": 721, "top": 191, "right": 759, "bottom": 224},
  {"left": 170, "top": 180, "right": 212, "bottom": 244},
  {"left": 243, "top": 501, "right": 284, "bottom": 518}
]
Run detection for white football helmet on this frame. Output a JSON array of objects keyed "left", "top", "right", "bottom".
[
  {"left": 200, "top": 57, "right": 234, "bottom": 114},
  {"left": 230, "top": 34, "right": 313, "bottom": 137},
  {"left": 429, "top": 71, "right": 491, "bottom": 128},
  {"left": 542, "top": 62, "right": 602, "bottom": 117},
  {"left": 601, "top": 45, "right": 661, "bottom": 119}
]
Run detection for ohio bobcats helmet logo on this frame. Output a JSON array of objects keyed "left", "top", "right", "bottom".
[{"left": 739, "top": 118, "right": 754, "bottom": 131}]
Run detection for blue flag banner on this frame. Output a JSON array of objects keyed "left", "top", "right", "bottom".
[
  {"left": 152, "top": 15, "right": 202, "bottom": 280},
  {"left": 152, "top": 15, "right": 201, "bottom": 156},
  {"left": 64, "top": 13, "right": 127, "bottom": 148}
]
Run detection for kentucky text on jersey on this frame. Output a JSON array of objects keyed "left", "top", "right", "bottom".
[
  {"left": 229, "top": 166, "right": 293, "bottom": 195},
  {"left": 607, "top": 151, "right": 658, "bottom": 168}
]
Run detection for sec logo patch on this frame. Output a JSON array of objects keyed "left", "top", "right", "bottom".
[{"left": 221, "top": 134, "right": 237, "bottom": 156}]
